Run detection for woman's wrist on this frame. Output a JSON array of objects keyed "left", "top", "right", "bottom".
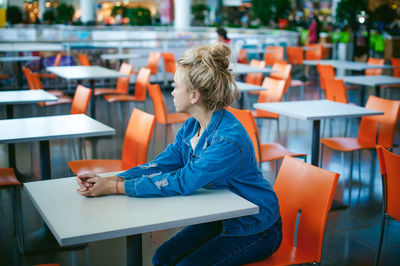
[{"left": 115, "top": 178, "right": 125, "bottom": 195}]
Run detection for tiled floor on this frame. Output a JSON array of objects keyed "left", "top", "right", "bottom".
[{"left": 1, "top": 80, "right": 400, "bottom": 266}]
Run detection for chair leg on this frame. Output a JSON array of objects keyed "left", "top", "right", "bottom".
[
  {"left": 79, "top": 138, "right": 87, "bottom": 160},
  {"left": 319, "top": 144, "right": 325, "bottom": 168},
  {"left": 349, "top": 152, "right": 354, "bottom": 206},
  {"left": 276, "top": 119, "right": 281, "bottom": 143},
  {"left": 357, "top": 150, "right": 362, "bottom": 191},
  {"left": 345, "top": 118, "right": 349, "bottom": 137},
  {"left": 10, "top": 187, "right": 16, "bottom": 234},
  {"left": 375, "top": 216, "right": 387, "bottom": 266},
  {"left": 118, "top": 102, "right": 124, "bottom": 126},
  {"left": 164, "top": 124, "right": 168, "bottom": 148},
  {"left": 15, "top": 185, "right": 25, "bottom": 255}
]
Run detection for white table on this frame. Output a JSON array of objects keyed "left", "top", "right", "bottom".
[
  {"left": 24, "top": 173, "right": 259, "bottom": 265},
  {"left": 236, "top": 81, "right": 265, "bottom": 109},
  {"left": 46, "top": 66, "right": 127, "bottom": 118},
  {"left": 101, "top": 53, "right": 143, "bottom": 66},
  {"left": 254, "top": 100, "right": 383, "bottom": 166},
  {"left": 231, "top": 63, "right": 274, "bottom": 75},
  {"left": 303, "top": 59, "right": 394, "bottom": 71},
  {"left": 0, "top": 114, "right": 115, "bottom": 180},
  {"left": 0, "top": 56, "right": 41, "bottom": 89}
]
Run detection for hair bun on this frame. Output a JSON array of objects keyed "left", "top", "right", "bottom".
[{"left": 205, "top": 42, "right": 231, "bottom": 70}]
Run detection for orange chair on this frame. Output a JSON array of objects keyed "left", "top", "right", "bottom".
[
  {"left": 148, "top": 83, "right": 189, "bottom": 145},
  {"left": 22, "top": 66, "right": 65, "bottom": 97},
  {"left": 246, "top": 59, "right": 267, "bottom": 96},
  {"left": 161, "top": 52, "right": 176, "bottom": 75},
  {"left": 320, "top": 96, "right": 400, "bottom": 205},
  {"left": 375, "top": 146, "right": 400, "bottom": 266},
  {"left": 104, "top": 67, "right": 151, "bottom": 123},
  {"left": 228, "top": 107, "right": 306, "bottom": 176},
  {"left": 324, "top": 78, "right": 348, "bottom": 104},
  {"left": 287, "top": 46, "right": 303, "bottom": 65},
  {"left": 305, "top": 44, "right": 323, "bottom": 60},
  {"left": 264, "top": 46, "right": 284, "bottom": 66},
  {"left": 38, "top": 53, "right": 62, "bottom": 79},
  {"left": 68, "top": 108, "right": 156, "bottom": 175},
  {"left": 317, "top": 64, "right": 359, "bottom": 96},
  {"left": 77, "top": 53, "right": 90, "bottom": 66},
  {"left": 147, "top": 51, "right": 161, "bottom": 76},
  {"left": 365, "top": 57, "right": 385, "bottom": 76},
  {"left": 237, "top": 49, "right": 248, "bottom": 64},
  {"left": 94, "top": 63, "right": 133, "bottom": 96},
  {"left": 391, "top": 57, "right": 400, "bottom": 78},
  {"left": 252, "top": 77, "right": 288, "bottom": 143},
  {"left": 247, "top": 156, "right": 339, "bottom": 266}
]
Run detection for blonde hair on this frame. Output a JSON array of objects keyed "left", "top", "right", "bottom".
[{"left": 177, "top": 42, "right": 239, "bottom": 111}]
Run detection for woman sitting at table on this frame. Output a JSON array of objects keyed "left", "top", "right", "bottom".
[{"left": 76, "top": 42, "right": 282, "bottom": 265}]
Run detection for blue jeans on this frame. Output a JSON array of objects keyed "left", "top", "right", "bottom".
[{"left": 152, "top": 218, "right": 282, "bottom": 266}]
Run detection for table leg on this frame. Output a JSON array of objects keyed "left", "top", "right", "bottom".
[
  {"left": 127, "top": 234, "right": 142, "bottom": 266},
  {"left": 374, "top": 85, "right": 380, "bottom": 98},
  {"left": 90, "top": 79, "right": 96, "bottom": 119},
  {"left": 311, "top": 120, "right": 321, "bottom": 166},
  {"left": 360, "top": 85, "right": 366, "bottom": 106},
  {"left": 6, "top": 105, "right": 17, "bottom": 169},
  {"left": 39, "top": 140, "right": 51, "bottom": 180},
  {"left": 17, "top": 61, "right": 23, "bottom": 89}
]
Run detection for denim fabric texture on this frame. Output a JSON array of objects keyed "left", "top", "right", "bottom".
[
  {"left": 152, "top": 218, "right": 282, "bottom": 266},
  {"left": 118, "top": 109, "right": 280, "bottom": 236}
]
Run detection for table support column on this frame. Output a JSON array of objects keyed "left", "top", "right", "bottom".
[
  {"left": 39, "top": 140, "right": 51, "bottom": 180},
  {"left": 89, "top": 79, "right": 96, "bottom": 118},
  {"left": 311, "top": 120, "right": 321, "bottom": 166},
  {"left": 374, "top": 85, "right": 380, "bottom": 98},
  {"left": 6, "top": 105, "right": 16, "bottom": 168},
  {"left": 127, "top": 234, "right": 142, "bottom": 266}
]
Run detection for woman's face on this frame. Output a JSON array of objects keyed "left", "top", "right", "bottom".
[{"left": 172, "top": 67, "right": 193, "bottom": 113}]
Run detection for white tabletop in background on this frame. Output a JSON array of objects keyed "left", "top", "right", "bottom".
[
  {"left": 0, "top": 56, "right": 41, "bottom": 62},
  {"left": 242, "top": 48, "right": 274, "bottom": 54},
  {"left": 303, "top": 59, "right": 394, "bottom": 70},
  {"left": 0, "top": 43, "right": 63, "bottom": 52},
  {"left": 46, "top": 66, "right": 127, "bottom": 80},
  {"left": 24, "top": 173, "right": 259, "bottom": 246},
  {"left": 254, "top": 100, "right": 383, "bottom": 120},
  {"left": 335, "top": 75, "right": 400, "bottom": 87},
  {"left": 231, "top": 63, "right": 274, "bottom": 75},
  {"left": 0, "top": 114, "right": 115, "bottom": 144},
  {"left": 0, "top": 90, "right": 57, "bottom": 105},
  {"left": 101, "top": 53, "right": 142, "bottom": 60},
  {"left": 236, "top": 81, "right": 264, "bottom": 92}
]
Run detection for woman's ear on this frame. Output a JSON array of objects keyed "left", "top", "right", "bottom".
[{"left": 191, "top": 90, "right": 201, "bottom": 104}]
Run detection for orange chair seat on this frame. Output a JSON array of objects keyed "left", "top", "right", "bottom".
[
  {"left": 38, "top": 73, "right": 58, "bottom": 79},
  {"left": 68, "top": 159, "right": 125, "bottom": 175},
  {"left": 94, "top": 88, "right": 126, "bottom": 96},
  {"left": 47, "top": 90, "right": 65, "bottom": 97},
  {"left": 321, "top": 137, "right": 377, "bottom": 152},
  {"left": 0, "top": 168, "right": 21, "bottom": 186},
  {"left": 247, "top": 240, "right": 315, "bottom": 266},
  {"left": 260, "top": 143, "right": 306, "bottom": 162},
  {"left": 0, "top": 74, "right": 9, "bottom": 79},
  {"left": 165, "top": 113, "right": 190, "bottom": 124},
  {"left": 104, "top": 94, "right": 144, "bottom": 103},
  {"left": 252, "top": 109, "right": 279, "bottom": 119},
  {"left": 40, "top": 95, "right": 73, "bottom": 106}
]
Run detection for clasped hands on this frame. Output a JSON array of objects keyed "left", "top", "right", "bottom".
[{"left": 76, "top": 173, "right": 121, "bottom": 197}]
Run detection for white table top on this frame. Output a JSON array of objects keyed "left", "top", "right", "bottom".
[
  {"left": 303, "top": 59, "right": 393, "bottom": 71},
  {"left": 0, "top": 56, "right": 41, "bottom": 62},
  {"left": 254, "top": 100, "right": 383, "bottom": 120},
  {"left": 242, "top": 48, "right": 274, "bottom": 54},
  {"left": 335, "top": 75, "right": 400, "bottom": 87},
  {"left": 236, "top": 81, "right": 265, "bottom": 92},
  {"left": 0, "top": 43, "right": 63, "bottom": 52},
  {"left": 101, "top": 53, "right": 142, "bottom": 60},
  {"left": 46, "top": 66, "right": 127, "bottom": 80},
  {"left": 0, "top": 90, "right": 57, "bottom": 105},
  {"left": 24, "top": 172, "right": 259, "bottom": 246},
  {"left": 231, "top": 63, "right": 274, "bottom": 75},
  {"left": 0, "top": 114, "right": 115, "bottom": 144}
]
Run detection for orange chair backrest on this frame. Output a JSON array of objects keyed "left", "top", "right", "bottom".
[
  {"left": 245, "top": 59, "right": 266, "bottom": 86},
  {"left": 237, "top": 49, "right": 248, "bottom": 64},
  {"left": 365, "top": 57, "right": 385, "bottom": 76},
  {"left": 161, "top": 52, "right": 176, "bottom": 74},
  {"left": 305, "top": 44, "right": 323, "bottom": 60},
  {"left": 254, "top": 77, "right": 286, "bottom": 119},
  {"left": 376, "top": 145, "right": 400, "bottom": 221},
  {"left": 119, "top": 62, "right": 133, "bottom": 75},
  {"left": 148, "top": 83, "right": 168, "bottom": 124},
  {"left": 22, "top": 67, "right": 36, "bottom": 90},
  {"left": 358, "top": 96, "right": 400, "bottom": 148},
  {"left": 133, "top": 67, "right": 151, "bottom": 101},
  {"left": 77, "top": 53, "right": 90, "bottom": 66},
  {"left": 274, "top": 156, "right": 339, "bottom": 263},
  {"left": 391, "top": 57, "right": 400, "bottom": 77},
  {"left": 54, "top": 53, "right": 62, "bottom": 67},
  {"left": 287, "top": 46, "right": 303, "bottom": 64},
  {"left": 324, "top": 78, "right": 348, "bottom": 104},
  {"left": 226, "top": 107, "right": 261, "bottom": 162},
  {"left": 147, "top": 52, "right": 161, "bottom": 75},
  {"left": 31, "top": 72, "right": 43, "bottom": 90},
  {"left": 270, "top": 61, "right": 292, "bottom": 81},
  {"left": 264, "top": 46, "right": 284, "bottom": 65},
  {"left": 115, "top": 63, "right": 133, "bottom": 94},
  {"left": 121, "top": 108, "right": 156, "bottom": 169},
  {"left": 70, "top": 85, "right": 92, "bottom": 115},
  {"left": 317, "top": 64, "right": 335, "bottom": 91}
]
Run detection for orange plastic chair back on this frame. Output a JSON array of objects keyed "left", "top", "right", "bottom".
[
  {"left": 147, "top": 52, "right": 161, "bottom": 75},
  {"left": 77, "top": 53, "right": 90, "bottom": 66},
  {"left": 22, "top": 67, "right": 36, "bottom": 90},
  {"left": 287, "top": 46, "right": 303, "bottom": 64},
  {"left": 391, "top": 57, "right": 400, "bottom": 77},
  {"left": 54, "top": 53, "right": 62, "bottom": 67},
  {"left": 317, "top": 64, "right": 335, "bottom": 91},
  {"left": 273, "top": 156, "right": 339, "bottom": 263},
  {"left": 70, "top": 85, "right": 92, "bottom": 115},
  {"left": 148, "top": 83, "right": 168, "bottom": 124},
  {"left": 245, "top": 59, "right": 266, "bottom": 86},
  {"left": 358, "top": 96, "right": 400, "bottom": 148},
  {"left": 254, "top": 77, "right": 286, "bottom": 119},
  {"left": 365, "top": 57, "right": 384, "bottom": 76},
  {"left": 237, "top": 49, "right": 248, "bottom": 64},
  {"left": 121, "top": 108, "right": 156, "bottom": 169},
  {"left": 119, "top": 62, "right": 133, "bottom": 75},
  {"left": 31, "top": 72, "right": 43, "bottom": 90},
  {"left": 114, "top": 63, "right": 133, "bottom": 94},
  {"left": 133, "top": 67, "right": 151, "bottom": 101},
  {"left": 324, "top": 78, "right": 348, "bottom": 104},
  {"left": 305, "top": 44, "right": 323, "bottom": 60},
  {"left": 264, "top": 46, "right": 284, "bottom": 65},
  {"left": 376, "top": 146, "right": 400, "bottom": 221},
  {"left": 270, "top": 61, "right": 292, "bottom": 81},
  {"left": 161, "top": 52, "right": 176, "bottom": 74}
]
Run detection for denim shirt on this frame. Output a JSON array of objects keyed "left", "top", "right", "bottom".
[{"left": 118, "top": 109, "right": 280, "bottom": 236}]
